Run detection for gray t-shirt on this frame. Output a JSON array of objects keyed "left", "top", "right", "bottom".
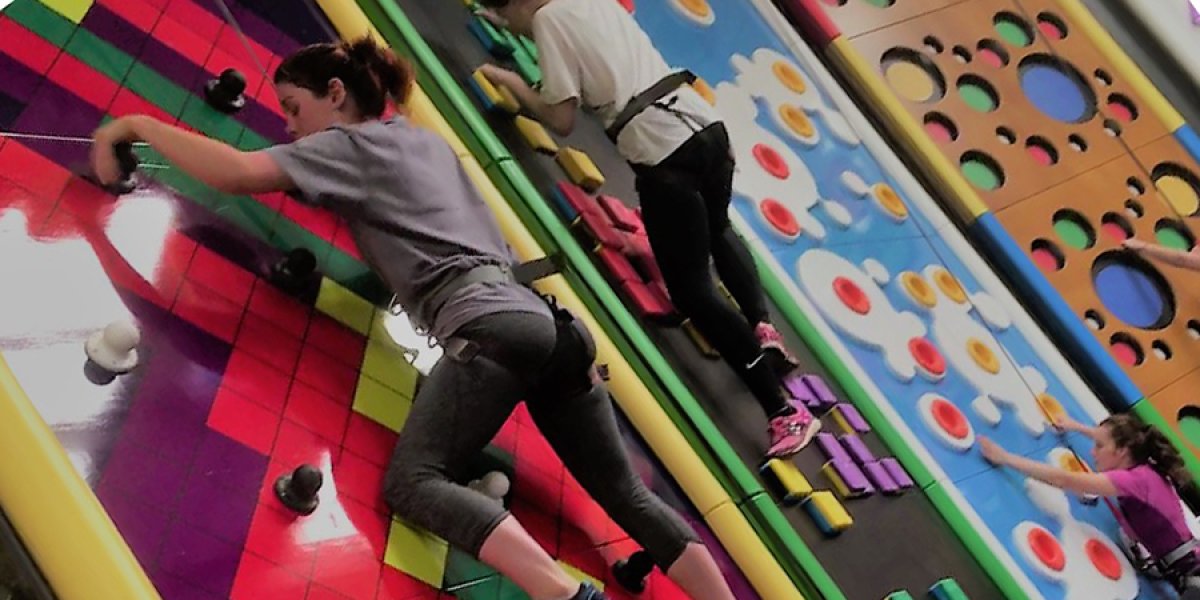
[{"left": 265, "top": 117, "right": 550, "bottom": 338}]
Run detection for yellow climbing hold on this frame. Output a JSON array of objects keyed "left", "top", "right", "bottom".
[
  {"left": 515, "top": 115, "right": 559, "bottom": 155},
  {"left": 1155, "top": 174, "right": 1200, "bottom": 217},
  {"left": 556, "top": 147, "right": 605, "bottom": 192},
  {"left": 933, "top": 268, "right": 967, "bottom": 304},
  {"left": 900, "top": 271, "right": 937, "bottom": 308},
  {"left": 872, "top": 183, "right": 908, "bottom": 220},
  {"left": 773, "top": 61, "right": 807, "bottom": 95},
  {"left": 967, "top": 337, "right": 1000, "bottom": 374},
  {"left": 779, "top": 104, "right": 815, "bottom": 138},
  {"left": 690, "top": 78, "right": 717, "bottom": 106},
  {"left": 678, "top": 0, "right": 712, "bottom": 20},
  {"left": 1036, "top": 393, "right": 1067, "bottom": 426}
]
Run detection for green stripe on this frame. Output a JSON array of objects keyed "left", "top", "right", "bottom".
[
  {"left": 7, "top": 0, "right": 74, "bottom": 46},
  {"left": 358, "top": 0, "right": 845, "bottom": 597}
]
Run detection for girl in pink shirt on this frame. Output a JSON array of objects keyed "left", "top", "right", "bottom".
[{"left": 980, "top": 415, "right": 1199, "bottom": 596}]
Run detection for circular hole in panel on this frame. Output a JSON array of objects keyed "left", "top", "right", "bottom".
[
  {"left": 924, "top": 35, "right": 944, "bottom": 54},
  {"left": 1036, "top": 12, "right": 1068, "bottom": 40},
  {"left": 1018, "top": 54, "right": 1098, "bottom": 123},
  {"left": 924, "top": 112, "right": 959, "bottom": 142},
  {"left": 1103, "top": 119, "right": 1122, "bottom": 137},
  {"left": 996, "top": 126, "right": 1016, "bottom": 144},
  {"left": 1095, "top": 68, "right": 1113, "bottom": 86},
  {"left": 862, "top": 0, "right": 896, "bottom": 6},
  {"left": 1128, "top": 177, "right": 1146, "bottom": 197},
  {"left": 1084, "top": 309, "right": 1106, "bottom": 330},
  {"left": 821, "top": 0, "right": 847, "bottom": 5},
  {"left": 1107, "top": 93, "right": 1139, "bottom": 123},
  {"left": 1092, "top": 250, "right": 1175, "bottom": 330},
  {"left": 1152, "top": 340, "right": 1172, "bottom": 360},
  {"left": 1178, "top": 406, "right": 1200, "bottom": 449},
  {"left": 1100, "top": 212, "right": 1134, "bottom": 242},
  {"left": 882, "top": 47, "right": 947, "bottom": 103},
  {"left": 957, "top": 74, "right": 1000, "bottom": 112},
  {"left": 1031, "top": 238, "right": 1066, "bottom": 272},
  {"left": 1068, "top": 134, "right": 1088, "bottom": 152},
  {"left": 976, "top": 39, "right": 1010, "bottom": 68},
  {"left": 1026, "top": 136, "right": 1059, "bottom": 165},
  {"left": 1154, "top": 218, "right": 1195, "bottom": 251},
  {"left": 1124, "top": 200, "right": 1144, "bottom": 219},
  {"left": 960, "top": 150, "right": 1005, "bottom": 190},
  {"left": 1110, "top": 333, "right": 1145, "bottom": 366},
  {"left": 1052, "top": 209, "right": 1095, "bottom": 250},
  {"left": 1189, "top": 320, "right": 1200, "bottom": 339},
  {"left": 1152, "top": 163, "right": 1200, "bottom": 216},
  {"left": 952, "top": 45, "right": 972, "bottom": 63},
  {"left": 994, "top": 12, "right": 1035, "bottom": 47}
]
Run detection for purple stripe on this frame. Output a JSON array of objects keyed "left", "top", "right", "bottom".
[
  {"left": 137, "top": 36, "right": 210, "bottom": 96},
  {"left": 0, "top": 52, "right": 45, "bottom": 103},
  {"left": 81, "top": 3, "right": 151, "bottom": 59},
  {"left": 13, "top": 84, "right": 104, "bottom": 167},
  {"left": 156, "top": 518, "right": 241, "bottom": 598}
]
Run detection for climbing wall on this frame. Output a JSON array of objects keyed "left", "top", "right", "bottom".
[
  {"left": 369, "top": 0, "right": 1008, "bottom": 595},
  {"left": 0, "top": 0, "right": 759, "bottom": 598},
  {"left": 632, "top": 0, "right": 1181, "bottom": 597},
  {"left": 782, "top": 0, "right": 1200, "bottom": 488}
]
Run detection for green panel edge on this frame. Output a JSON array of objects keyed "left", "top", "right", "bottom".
[{"left": 358, "top": 0, "right": 843, "bottom": 597}]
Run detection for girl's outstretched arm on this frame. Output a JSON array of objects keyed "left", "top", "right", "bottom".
[
  {"left": 92, "top": 115, "right": 293, "bottom": 195},
  {"left": 978, "top": 436, "right": 1119, "bottom": 497}
]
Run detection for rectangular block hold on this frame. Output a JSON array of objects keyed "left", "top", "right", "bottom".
[
  {"left": 554, "top": 182, "right": 599, "bottom": 217},
  {"left": 548, "top": 186, "right": 580, "bottom": 221},
  {"left": 784, "top": 375, "right": 818, "bottom": 408},
  {"left": 514, "top": 115, "right": 558, "bottom": 155},
  {"left": 469, "top": 69, "right": 519, "bottom": 114},
  {"left": 822, "top": 459, "right": 873, "bottom": 499},
  {"left": 622, "top": 280, "right": 673, "bottom": 320},
  {"left": 839, "top": 434, "right": 875, "bottom": 465},
  {"left": 801, "top": 374, "right": 837, "bottom": 407},
  {"left": 863, "top": 461, "right": 899, "bottom": 495},
  {"left": 682, "top": 319, "right": 719, "bottom": 358},
  {"left": 929, "top": 578, "right": 968, "bottom": 600},
  {"left": 881, "top": 457, "right": 915, "bottom": 490},
  {"left": 597, "top": 194, "right": 642, "bottom": 232},
  {"left": 830, "top": 403, "right": 870, "bottom": 434},
  {"left": 596, "top": 247, "right": 639, "bottom": 283},
  {"left": 556, "top": 147, "right": 605, "bottom": 192},
  {"left": 816, "top": 433, "right": 850, "bottom": 463},
  {"left": 760, "top": 458, "right": 812, "bottom": 505},
  {"left": 801, "top": 490, "right": 852, "bottom": 537},
  {"left": 577, "top": 209, "right": 624, "bottom": 249},
  {"left": 467, "top": 17, "right": 515, "bottom": 57}
]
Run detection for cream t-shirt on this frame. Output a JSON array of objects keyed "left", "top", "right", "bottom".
[{"left": 531, "top": 0, "right": 721, "bottom": 166}]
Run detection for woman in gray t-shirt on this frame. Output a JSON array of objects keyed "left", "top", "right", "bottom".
[{"left": 91, "top": 36, "right": 732, "bottom": 600}]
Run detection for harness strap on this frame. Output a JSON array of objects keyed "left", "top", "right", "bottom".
[
  {"left": 420, "top": 256, "right": 562, "bottom": 332},
  {"left": 605, "top": 70, "right": 698, "bottom": 143},
  {"left": 1165, "top": 538, "right": 1200, "bottom": 566}
]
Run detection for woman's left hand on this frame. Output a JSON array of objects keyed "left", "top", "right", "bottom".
[
  {"left": 90, "top": 117, "right": 138, "bottom": 185},
  {"left": 977, "top": 436, "right": 1009, "bottom": 466}
]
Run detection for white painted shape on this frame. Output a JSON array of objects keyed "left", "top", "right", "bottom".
[
  {"left": 1013, "top": 520, "right": 1069, "bottom": 582},
  {"left": 731, "top": 48, "right": 860, "bottom": 146},
  {"left": 918, "top": 393, "right": 975, "bottom": 451},
  {"left": 841, "top": 170, "right": 870, "bottom": 197},
  {"left": 971, "top": 291, "right": 1013, "bottom": 330},
  {"left": 861, "top": 258, "right": 890, "bottom": 285},
  {"left": 714, "top": 81, "right": 825, "bottom": 241},
  {"left": 797, "top": 249, "right": 925, "bottom": 380},
  {"left": 973, "top": 395, "right": 1003, "bottom": 426},
  {"left": 821, "top": 199, "right": 852, "bottom": 228}
]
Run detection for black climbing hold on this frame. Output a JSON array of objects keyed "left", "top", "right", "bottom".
[
  {"left": 204, "top": 68, "right": 247, "bottom": 113},
  {"left": 269, "top": 247, "right": 318, "bottom": 294},
  {"left": 274, "top": 464, "right": 322, "bottom": 515},
  {"left": 110, "top": 142, "right": 139, "bottom": 195},
  {"left": 612, "top": 550, "right": 654, "bottom": 594}
]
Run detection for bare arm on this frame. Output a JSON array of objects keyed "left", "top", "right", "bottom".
[
  {"left": 1125, "top": 238, "right": 1200, "bottom": 271},
  {"left": 978, "top": 436, "right": 1119, "bottom": 497},
  {"left": 478, "top": 65, "right": 577, "bottom": 136},
  {"left": 92, "top": 115, "right": 292, "bottom": 195}
]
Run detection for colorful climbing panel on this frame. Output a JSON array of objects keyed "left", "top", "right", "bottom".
[
  {"left": 632, "top": 0, "right": 1180, "bottom": 597},
  {"left": 786, "top": 0, "right": 1200, "bottom": 472},
  {"left": 0, "top": 0, "right": 761, "bottom": 598}
]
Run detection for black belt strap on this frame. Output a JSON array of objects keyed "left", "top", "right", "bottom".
[
  {"left": 419, "top": 255, "right": 562, "bottom": 332},
  {"left": 606, "top": 70, "right": 698, "bottom": 143}
]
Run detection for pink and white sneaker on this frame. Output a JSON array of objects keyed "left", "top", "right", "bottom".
[
  {"left": 755, "top": 322, "right": 800, "bottom": 370},
  {"left": 766, "top": 407, "right": 821, "bottom": 458}
]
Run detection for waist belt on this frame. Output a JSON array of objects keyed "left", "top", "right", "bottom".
[
  {"left": 605, "top": 70, "right": 698, "bottom": 143},
  {"left": 1164, "top": 538, "right": 1199, "bottom": 566},
  {"left": 419, "top": 255, "right": 560, "bottom": 331}
]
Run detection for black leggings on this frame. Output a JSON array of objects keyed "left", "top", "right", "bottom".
[
  {"left": 383, "top": 307, "right": 698, "bottom": 568},
  {"left": 632, "top": 123, "right": 789, "bottom": 416}
]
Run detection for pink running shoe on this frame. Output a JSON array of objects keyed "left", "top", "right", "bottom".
[
  {"left": 755, "top": 322, "right": 800, "bottom": 369},
  {"left": 766, "top": 408, "right": 821, "bottom": 458}
]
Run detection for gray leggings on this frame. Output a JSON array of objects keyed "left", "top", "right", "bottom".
[{"left": 383, "top": 308, "right": 698, "bottom": 568}]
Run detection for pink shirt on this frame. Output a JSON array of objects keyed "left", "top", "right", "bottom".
[{"left": 1107, "top": 465, "right": 1193, "bottom": 559}]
